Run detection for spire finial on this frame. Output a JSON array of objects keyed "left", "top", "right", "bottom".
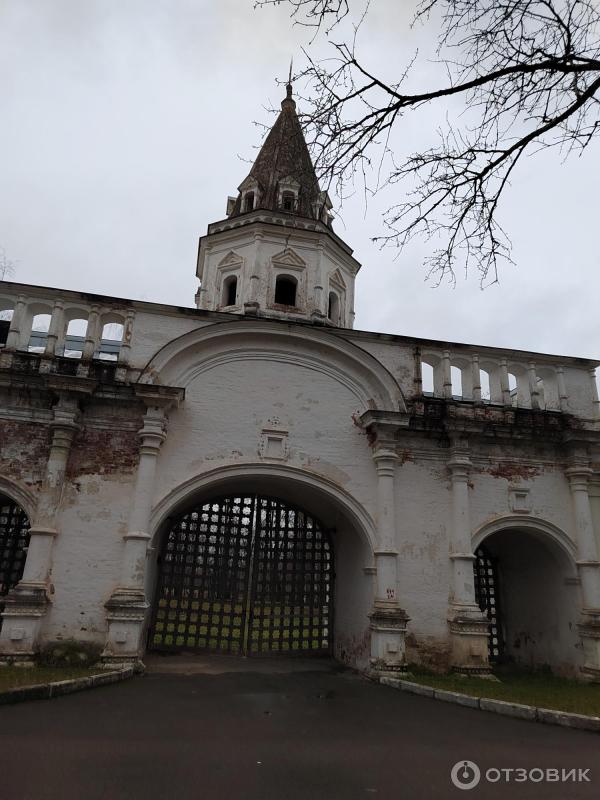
[{"left": 286, "top": 57, "right": 293, "bottom": 100}]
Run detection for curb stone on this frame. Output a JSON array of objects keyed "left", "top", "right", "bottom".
[
  {"left": 0, "top": 667, "right": 136, "bottom": 706},
  {"left": 537, "top": 707, "right": 600, "bottom": 733},
  {"left": 376, "top": 676, "right": 600, "bottom": 733},
  {"left": 480, "top": 697, "right": 536, "bottom": 720},
  {"left": 380, "top": 677, "right": 434, "bottom": 697},
  {"left": 434, "top": 688, "right": 479, "bottom": 708}
]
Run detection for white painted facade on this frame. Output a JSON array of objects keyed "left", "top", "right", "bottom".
[{"left": 1, "top": 86, "right": 600, "bottom": 678}]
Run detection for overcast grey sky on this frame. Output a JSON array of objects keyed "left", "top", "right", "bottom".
[{"left": 1, "top": 0, "right": 598, "bottom": 360}]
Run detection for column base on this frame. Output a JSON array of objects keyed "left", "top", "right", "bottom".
[
  {"left": 243, "top": 302, "right": 260, "bottom": 315},
  {"left": 0, "top": 582, "right": 50, "bottom": 659},
  {"left": 368, "top": 604, "right": 410, "bottom": 674},
  {"left": 102, "top": 588, "right": 148, "bottom": 662},
  {"left": 578, "top": 610, "right": 600, "bottom": 680},
  {"left": 448, "top": 605, "right": 492, "bottom": 674}
]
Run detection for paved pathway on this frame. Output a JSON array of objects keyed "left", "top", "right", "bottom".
[{"left": 0, "top": 657, "right": 598, "bottom": 799}]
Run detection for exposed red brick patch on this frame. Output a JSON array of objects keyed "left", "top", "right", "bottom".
[
  {"left": 66, "top": 428, "right": 140, "bottom": 478},
  {"left": 486, "top": 462, "right": 540, "bottom": 481},
  {"left": 0, "top": 419, "right": 50, "bottom": 488}
]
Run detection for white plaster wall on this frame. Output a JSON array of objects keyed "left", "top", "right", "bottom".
[
  {"left": 128, "top": 312, "right": 213, "bottom": 370},
  {"left": 153, "top": 357, "right": 375, "bottom": 513},
  {"left": 333, "top": 521, "right": 373, "bottom": 669},
  {"left": 343, "top": 336, "right": 416, "bottom": 402},
  {"left": 394, "top": 458, "right": 453, "bottom": 665},
  {"left": 469, "top": 467, "right": 574, "bottom": 541},
  {"left": 44, "top": 474, "right": 135, "bottom": 645},
  {"left": 200, "top": 228, "right": 356, "bottom": 325}
]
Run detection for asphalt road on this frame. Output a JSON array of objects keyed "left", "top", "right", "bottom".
[{"left": 0, "top": 659, "right": 598, "bottom": 800}]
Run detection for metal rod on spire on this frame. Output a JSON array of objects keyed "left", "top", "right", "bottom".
[{"left": 286, "top": 57, "right": 293, "bottom": 100}]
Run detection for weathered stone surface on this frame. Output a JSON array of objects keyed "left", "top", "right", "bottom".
[
  {"left": 537, "top": 707, "right": 600, "bottom": 732},
  {"left": 434, "top": 688, "right": 479, "bottom": 708},
  {"left": 480, "top": 698, "right": 537, "bottom": 720}
]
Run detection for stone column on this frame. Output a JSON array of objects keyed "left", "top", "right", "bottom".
[
  {"left": 0, "top": 395, "right": 79, "bottom": 662},
  {"left": 244, "top": 233, "right": 262, "bottom": 315},
  {"left": 442, "top": 350, "right": 452, "bottom": 399},
  {"left": 0, "top": 296, "right": 27, "bottom": 368},
  {"left": 447, "top": 440, "right": 491, "bottom": 673},
  {"left": 368, "top": 447, "right": 409, "bottom": 674},
  {"left": 588, "top": 368, "right": 600, "bottom": 420},
  {"left": 44, "top": 300, "right": 64, "bottom": 357},
  {"left": 102, "top": 405, "right": 167, "bottom": 665},
  {"left": 556, "top": 366, "right": 569, "bottom": 413},
  {"left": 81, "top": 305, "right": 101, "bottom": 361},
  {"left": 499, "top": 359, "right": 511, "bottom": 406},
  {"left": 471, "top": 355, "right": 482, "bottom": 403},
  {"left": 566, "top": 460, "right": 600, "bottom": 678},
  {"left": 311, "top": 242, "right": 326, "bottom": 322},
  {"left": 528, "top": 362, "right": 540, "bottom": 409},
  {"left": 413, "top": 348, "right": 423, "bottom": 397}
]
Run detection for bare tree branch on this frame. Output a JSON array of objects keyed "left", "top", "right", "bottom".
[{"left": 260, "top": 0, "right": 600, "bottom": 284}]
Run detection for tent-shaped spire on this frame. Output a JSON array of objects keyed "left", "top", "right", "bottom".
[{"left": 229, "top": 83, "right": 331, "bottom": 223}]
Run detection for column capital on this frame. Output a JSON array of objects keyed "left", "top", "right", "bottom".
[
  {"left": 566, "top": 464, "right": 593, "bottom": 488},
  {"left": 372, "top": 447, "right": 398, "bottom": 475},
  {"left": 139, "top": 407, "right": 168, "bottom": 454},
  {"left": 448, "top": 438, "right": 472, "bottom": 479},
  {"left": 50, "top": 398, "right": 80, "bottom": 449}
]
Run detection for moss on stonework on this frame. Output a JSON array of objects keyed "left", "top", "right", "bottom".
[
  {"left": 38, "top": 639, "right": 103, "bottom": 667},
  {"left": 0, "top": 666, "right": 102, "bottom": 693}
]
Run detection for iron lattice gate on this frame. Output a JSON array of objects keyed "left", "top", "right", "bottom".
[
  {"left": 473, "top": 545, "right": 504, "bottom": 662},
  {"left": 149, "top": 494, "right": 333, "bottom": 656},
  {"left": 0, "top": 496, "right": 31, "bottom": 630}
]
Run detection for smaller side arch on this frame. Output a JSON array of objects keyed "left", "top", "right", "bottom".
[{"left": 472, "top": 514, "right": 577, "bottom": 566}]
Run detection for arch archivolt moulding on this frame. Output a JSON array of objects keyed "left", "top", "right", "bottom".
[
  {"left": 138, "top": 319, "right": 406, "bottom": 413},
  {"left": 472, "top": 514, "right": 577, "bottom": 564},
  {"left": 148, "top": 461, "right": 377, "bottom": 553},
  {"left": 0, "top": 476, "right": 38, "bottom": 521}
]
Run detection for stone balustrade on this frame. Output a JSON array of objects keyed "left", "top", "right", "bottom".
[
  {"left": 2, "top": 280, "right": 598, "bottom": 421},
  {"left": 414, "top": 344, "right": 600, "bottom": 419},
  {"left": 0, "top": 283, "right": 134, "bottom": 379}
]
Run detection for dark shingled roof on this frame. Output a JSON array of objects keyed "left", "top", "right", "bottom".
[{"left": 229, "top": 85, "right": 327, "bottom": 222}]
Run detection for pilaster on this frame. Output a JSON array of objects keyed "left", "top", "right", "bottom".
[
  {"left": 566, "top": 453, "right": 600, "bottom": 679},
  {"left": 368, "top": 445, "right": 409, "bottom": 675},
  {"left": 102, "top": 391, "right": 181, "bottom": 666},
  {"left": 0, "top": 395, "right": 80, "bottom": 662},
  {"left": 447, "top": 438, "right": 491, "bottom": 674}
]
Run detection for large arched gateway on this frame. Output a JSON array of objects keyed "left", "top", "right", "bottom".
[{"left": 148, "top": 494, "right": 334, "bottom": 657}]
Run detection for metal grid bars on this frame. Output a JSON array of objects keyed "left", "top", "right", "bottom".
[
  {"left": 150, "top": 495, "right": 255, "bottom": 654},
  {"left": 0, "top": 496, "right": 31, "bottom": 628},
  {"left": 474, "top": 545, "right": 504, "bottom": 662},
  {"left": 247, "top": 496, "right": 332, "bottom": 656},
  {"left": 149, "top": 494, "right": 333, "bottom": 657}
]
